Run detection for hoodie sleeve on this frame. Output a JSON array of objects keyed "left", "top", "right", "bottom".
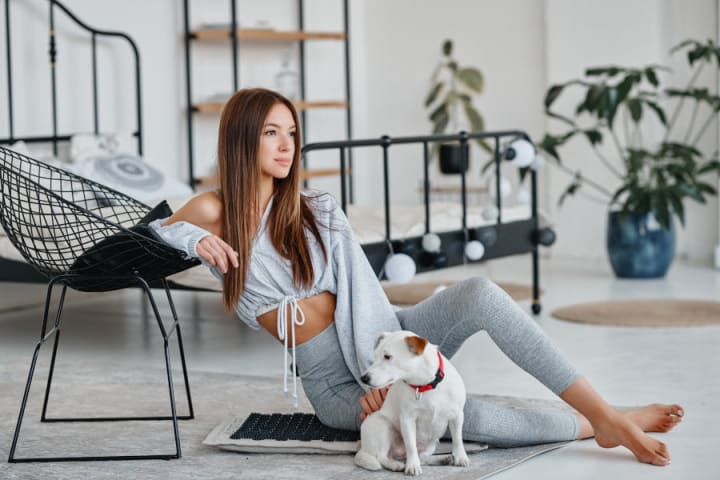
[{"left": 148, "top": 217, "right": 213, "bottom": 267}]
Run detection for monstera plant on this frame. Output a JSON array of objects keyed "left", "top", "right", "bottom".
[{"left": 539, "top": 39, "right": 720, "bottom": 277}]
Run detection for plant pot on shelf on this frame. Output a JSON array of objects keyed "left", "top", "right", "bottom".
[
  {"left": 606, "top": 211, "right": 675, "bottom": 278},
  {"left": 439, "top": 143, "right": 470, "bottom": 174}
]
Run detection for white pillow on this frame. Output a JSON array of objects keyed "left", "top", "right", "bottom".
[
  {"left": 70, "top": 132, "right": 137, "bottom": 164},
  {"left": 68, "top": 154, "right": 193, "bottom": 204}
]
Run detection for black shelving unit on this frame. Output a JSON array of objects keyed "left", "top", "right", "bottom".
[{"left": 182, "top": 0, "right": 353, "bottom": 200}]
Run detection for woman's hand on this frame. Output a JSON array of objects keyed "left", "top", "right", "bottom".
[
  {"left": 359, "top": 387, "right": 389, "bottom": 421},
  {"left": 196, "top": 235, "right": 238, "bottom": 273}
]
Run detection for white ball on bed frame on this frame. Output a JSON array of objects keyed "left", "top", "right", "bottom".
[
  {"left": 421, "top": 233, "right": 442, "bottom": 253},
  {"left": 506, "top": 139, "right": 535, "bottom": 168},
  {"left": 465, "top": 240, "right": 485, "bottom": 261},
  {"left": 481, "top": 204, "right": 499, "bottom": 222},
  {"left": 384, "top": 253, "right": 416, "bottom": 283}
]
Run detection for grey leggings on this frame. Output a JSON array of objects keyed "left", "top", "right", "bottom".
[{"left": 294, "top": 277, "right": 580, "bottom": 448}]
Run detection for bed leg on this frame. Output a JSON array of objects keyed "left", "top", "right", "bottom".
[{"left": 531, "top": 248, "right": 542, "bottom": 315}]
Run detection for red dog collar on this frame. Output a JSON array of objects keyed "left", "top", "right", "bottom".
[{"left": 407, "top": 351, "right": 445, "bottom": 397}]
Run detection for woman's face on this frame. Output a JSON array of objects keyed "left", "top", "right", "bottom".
[{"left": 258, "top": 103, "right": 296, "bottom": 181}]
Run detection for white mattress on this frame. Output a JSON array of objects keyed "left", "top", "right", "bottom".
[{"left": 0, "top": 196, "right": 533, "bottom": 291}]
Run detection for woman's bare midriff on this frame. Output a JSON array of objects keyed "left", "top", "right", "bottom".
[{"left": 256, "top": 291, "right": 336, "bottom": 345}]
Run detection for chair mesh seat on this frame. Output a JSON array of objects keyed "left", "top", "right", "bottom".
[{"left": 0, "top": 146, "right": 199, "bottom": 291}]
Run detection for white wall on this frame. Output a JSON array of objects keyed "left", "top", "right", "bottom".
[{"left": 1, "top": 0, "right": 718, "bottom": 265}]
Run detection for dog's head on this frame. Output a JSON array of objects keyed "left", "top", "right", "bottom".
[{"left": 360, "top": 331, "right": 435, "bottom": 388}]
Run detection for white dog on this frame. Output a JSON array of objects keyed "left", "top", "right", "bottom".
[{"left": 354, "top": 330, "right": 470, "bottom": 476}]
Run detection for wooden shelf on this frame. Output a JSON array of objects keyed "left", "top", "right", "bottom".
[
  {"left": 192, "top": 28, "right": 346, "bottom": 42},
  {"left": 194, "top": 100, "right": 348, "bottom": 114},
  {"left": 195, "top": 168, "right": 350, "bottom": 186}
]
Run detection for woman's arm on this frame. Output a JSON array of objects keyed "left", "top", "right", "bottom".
[{"left": 150, "top": 192, "right": 238, "bottom": 273}]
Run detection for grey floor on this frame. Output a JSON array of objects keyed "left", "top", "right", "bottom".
[{"left": 1, "top": 255, "right": 718, "bottom": 479}]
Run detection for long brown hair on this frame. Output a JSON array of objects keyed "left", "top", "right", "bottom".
[{"left": 217, "top": 88, "right": 326, "bottom": 312}]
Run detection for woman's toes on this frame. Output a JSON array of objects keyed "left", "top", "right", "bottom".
[{"left": 669, "top": 404, "right": 684, "bottom": 417}]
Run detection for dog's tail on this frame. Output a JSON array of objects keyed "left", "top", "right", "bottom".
[{"left": 354, "top": 450, "right": 382, "bottom": 471}]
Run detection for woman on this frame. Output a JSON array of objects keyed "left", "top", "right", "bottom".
[{"left": 152, "top": 88, "right": 682, "bottom": 466}]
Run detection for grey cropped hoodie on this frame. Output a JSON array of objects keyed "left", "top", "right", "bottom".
[{"left": 149, "top": 191, "right": 400, "bottom": 405}]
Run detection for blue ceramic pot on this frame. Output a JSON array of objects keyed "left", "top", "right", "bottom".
[{"left": 606, "top": 211, "right": 675, "bottom": 278}]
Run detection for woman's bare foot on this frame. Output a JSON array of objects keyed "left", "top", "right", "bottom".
[
  {"left": 624, "top": 404, "right": 684, "bottom": 433},
  {"left": 593, "top": 412, "right": 672, "bottom": 466}
]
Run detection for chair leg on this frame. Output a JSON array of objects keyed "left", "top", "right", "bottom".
[
  {"left": 40, "top": 284, "right": 68, "bottom": 422},
  {"left": 162, "top": 279, "right": 194, "bottom": 419},
  {"left": 8, "top": 276, "right": 193, "bottom": 462}
]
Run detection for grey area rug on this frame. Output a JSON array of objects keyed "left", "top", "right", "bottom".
[{"left": 0, "top": 361, "right": 572, "bottom": 480}]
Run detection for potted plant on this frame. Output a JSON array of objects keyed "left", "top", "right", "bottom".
[
  {"left": 539, "top": 39, "right": 720, "bottom": 278},
  {"left": 425, "top": 39, "right": 490, "bottom": 174}
]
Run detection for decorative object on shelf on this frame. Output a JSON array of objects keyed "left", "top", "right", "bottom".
[
  {"left": 538, "top": 39, "right": 720, "bottom": 278},
  {"left": 275, "top": 49, "right": 299, "bottom": 100},
  {"left": 425, "top": 39, "right": 489, "bottom": 174}
]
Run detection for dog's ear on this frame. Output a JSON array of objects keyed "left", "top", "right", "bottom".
[
  {"left": 374, "top": 332, "right": 387, "bottom": 351},
  {"left": 405, "top": 335, "right": 428, "bottom": 355}
]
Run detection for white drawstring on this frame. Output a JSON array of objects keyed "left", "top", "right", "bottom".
[{"left": 276, "top": 296, "right": 306, "bottom": 408}]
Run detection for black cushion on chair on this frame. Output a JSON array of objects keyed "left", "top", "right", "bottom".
[{"left": 69, "top": 200, "right": 200, "bottom": 291}]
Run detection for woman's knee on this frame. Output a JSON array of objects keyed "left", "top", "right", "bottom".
[{"left": 451, "top": 276, "right": 501, "bottom": 308}]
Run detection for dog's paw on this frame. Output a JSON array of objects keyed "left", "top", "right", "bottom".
[
  {"left": 451, "top": 453, "right": 470, "bottom": 467},
  {"left": 404, "top": 462, "right": 422, "bottom": 476}
]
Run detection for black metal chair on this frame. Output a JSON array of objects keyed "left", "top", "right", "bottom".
[{"left": 0, "top": 146, "right": 200, "bottom": 462}]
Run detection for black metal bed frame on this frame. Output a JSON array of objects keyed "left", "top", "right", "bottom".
[
  {"left": 302, "top": 130, "right": 549, "bottom": 314},
  {"left": 1, "top": 0, "right": 195, "bottom": 463},
  {"left": 0, "top": 0, "right": 144, "bottom": 285}
]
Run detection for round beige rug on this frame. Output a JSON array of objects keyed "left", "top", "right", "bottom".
[
  {"left": 551, "top": 299, "right": 720, "bottom": 327},
  {"left": 383, "top": 281, "right": 540, "bottom": 305}
]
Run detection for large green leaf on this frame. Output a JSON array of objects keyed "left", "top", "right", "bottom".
[
  {"left": 644, "top": 100, "right": 667, "bottom": 125},
  {"left": 429, "top": 103, "right": 448, "bottom": 123},
  {"left": 425, "top": 82, "right": 444, "bottom": 107},
  {"left": 464, "top": 104, "right": 485, "bottom": 132},
  {"left": 654, "top": 191, "right": 672, "bottom": 229},
  {"left": 667, "top": 188, "right": 686, "bottom": 226},
  {"left": 627, "top": 98, "right": 643, "bottom": 123},
  {"left": 558, "top": 179, "right": 581, "bottom": 206},
  {"left": 605, "top": 86, "right": 621, "bottom": 128},
  {"left": 457, "top": 68, "right": 484, "bottom": 93},
  {"left": 697, "top": 159, "right": 720, "bottom": 174},
  {"left": 585, "top": 66, "right": 622, "bottom": 77},
  {"left": 584, "top": 129, "right": 603, "bottom": 145},
  {"left": 544, "top": 84, "right": 565, "bottom": 109},
  {"left": 644, "top": 67, "right": 659, "bottom": 87}
]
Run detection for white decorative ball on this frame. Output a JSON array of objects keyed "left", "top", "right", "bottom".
[
  {"left": 384, "top": 253, "right": 416, "bottom": 283},
  {"left": 489, "top": 176, "right": 512, "bottom": 200},
  {"left": 465, "top": 240, "right": 485, "bottom": 261},
  {"left": 421, "top": 233, "right": 442, "bottom": 253},
  {"left": 481, "top": 204, "right": 499, "bottom": 222},
  {"left": 433, "top": 285, "right": 448, "bottom": 295},
  {"left": 530, "top": 153, "right": 545, "bottom": 171},
  {"left": 517, "top": 187, "right": 531, "bottom": 205},
  {"left": 506, "top": 139, "right": 535, "bottom": 168}
]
